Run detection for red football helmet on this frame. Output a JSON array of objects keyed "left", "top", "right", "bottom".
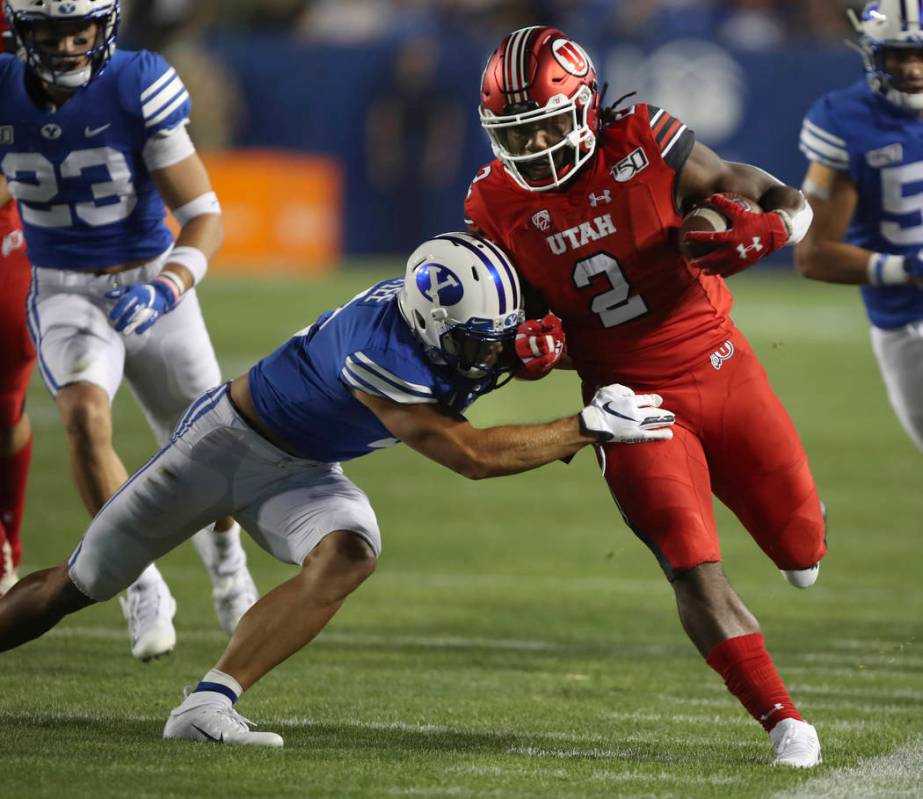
[{"left": 479, "top": 26, "right": 600, "bottom": 192}]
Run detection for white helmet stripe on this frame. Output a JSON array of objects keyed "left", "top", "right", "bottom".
[
  {"left": 504, "top": 26, "right": 539, "bottom": 105},
  {"left": 505, "top": 27, "right": 528, "bottom": 103},
  {"left": 909, "top": 0, "right": 922, "bottom": 29}
]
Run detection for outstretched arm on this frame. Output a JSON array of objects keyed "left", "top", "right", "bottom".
[{"left": 352, "top": 385, "right": 675, "bottom": 480}]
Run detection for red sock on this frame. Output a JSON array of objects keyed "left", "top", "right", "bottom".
[
  {"left": 705, "top": 632, "right": 801, "bottom": 731},
  {"left": 0, "top": 435, "right": 32, "bottom": 567}
]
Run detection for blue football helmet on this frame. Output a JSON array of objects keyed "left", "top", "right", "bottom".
[
  {"left": 398, "top": 232, "right": 525, "bottom": 380},
  {"left": 3, "top": 0, "right": 120, "bottom": 89},
  {"left": 849, "top": 0, "right": 923, "bottom": 110}
]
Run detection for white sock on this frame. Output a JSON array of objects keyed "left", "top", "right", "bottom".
[
  {"left": 192, "top": 522, "right": 246, "bottom": 579},
  {"left": 189, "top": 668, "right": 243, "bottom": 705}
]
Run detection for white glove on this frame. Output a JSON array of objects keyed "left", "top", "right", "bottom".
[{"left": 579, "top": 384, "right": 675, "bottom": 444}]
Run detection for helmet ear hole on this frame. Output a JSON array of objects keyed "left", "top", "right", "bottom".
[
  {"left": 470, "top": 266, "right": 480, "bottom": 281},
  {"left": 413, "top": 309, "right": 426, "bottom": 331}
]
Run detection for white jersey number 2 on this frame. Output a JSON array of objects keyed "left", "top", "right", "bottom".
[
  {"left": 573, "top": 252, "right": 648, "bottom": 327},
  {"left": 1, "top": 148, "right": 137, "bottom": 229}
]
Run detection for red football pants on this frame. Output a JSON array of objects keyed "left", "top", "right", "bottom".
[{"left": 589, "top": 330, "right": 827, "bottom": 578}]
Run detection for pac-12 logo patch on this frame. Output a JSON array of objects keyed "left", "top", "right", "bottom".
[
  {"left": 552, "top": 39, "right": 590, "bottom": 77},
  {"left": 532, "top": 209, "right": 552, "bottom": 231},
  {"left": 416, "top": 263, "right": 463, "bottom": 305},
  {"left": 709, "top": 340, "right": 734, "bottom": 370}
]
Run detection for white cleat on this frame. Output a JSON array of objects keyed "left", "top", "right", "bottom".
[
  {"left": 212, "top": 568, "right": 258, "bottom": 636},
  {"left": 163, "top": 696, "right": 283, "bottom": 747},
  {"left": 781, "top": 563, "right": 820, "bottom": 589},
  {"left": 771, "top": 718, "right": 822, "bottom": 768},
  {"left": 119, "top": 579, "right": 177, "bottom": 662}
]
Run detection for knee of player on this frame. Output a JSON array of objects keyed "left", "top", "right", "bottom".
[
  {"left": 58, "top": 387, "right": 112, "bottom": 446},
  {"left": 303, "top": 531, "right": 378, "bottom": 597}
]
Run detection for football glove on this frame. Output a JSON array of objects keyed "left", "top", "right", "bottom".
[
  {"left": 514, "top": 313, "right": 565, "bottom": 381},
  {"left": 684, "top": 193, "right": 788, "bottom": 277},
  {"left": 106, "top": 277, "right": 180, "bottom": 335},
  {"left": 903, "top": 251, "right": 923, "bottom": 280},
  {"left": 579, "top": 384, "right": 675, "bottom": 444}
]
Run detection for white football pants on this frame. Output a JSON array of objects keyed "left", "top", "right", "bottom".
[
  {"left": 870, "top": 320, "right": 923, "bottom": 452},
  {"left": 68, "top": 384, "right": 382, "bottom": 601}
]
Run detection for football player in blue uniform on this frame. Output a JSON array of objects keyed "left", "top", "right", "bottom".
[
  {"left": 797, "top": 0, "right": 923, "bottom": 452},
  {"left": 0, "top": 0, "right": 257, "bottom": 660},
  {"left": 0, "top": 233, "right": 675, "bottom": 746}
]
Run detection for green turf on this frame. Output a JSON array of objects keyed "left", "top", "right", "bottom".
[{"left": 2, "top": 266, "right": 921, "bottom": 798}]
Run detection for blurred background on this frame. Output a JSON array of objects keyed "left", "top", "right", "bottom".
[{"left": 118, "top": 0, "right": 867, "bottom": 272}]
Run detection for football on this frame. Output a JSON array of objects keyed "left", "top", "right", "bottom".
[{"left": 678, "top": 193, "right": 762, "bottom": 262}]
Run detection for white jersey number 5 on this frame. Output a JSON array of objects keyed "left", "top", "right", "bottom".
[
  {"left": 1, "top": 148, "right": 137, "bottom": 229},
  {"left": 881, "top": 161, "right": 923, "bottom": 245}
]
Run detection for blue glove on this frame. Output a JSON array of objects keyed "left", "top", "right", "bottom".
[
  {"left": 903, "top": 251, "right": 923, "bottom": 279},
  {"left": 106, "top": 278, "right": 180, "bottom": 335}
]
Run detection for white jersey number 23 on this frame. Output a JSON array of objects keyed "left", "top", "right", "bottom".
[{"left": 2, "top": 148, "right": 137, "bottom": 229}]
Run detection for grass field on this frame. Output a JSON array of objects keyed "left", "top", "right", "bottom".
[{"left": 2, "top": 266, "right": 921, "bottom": 798}]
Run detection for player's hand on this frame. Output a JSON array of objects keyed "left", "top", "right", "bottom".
[
  {"left": 514, "top": 313, "right": 565, "bottom": 380},
  {"left": 903, "top": 251, "right": 923, "bottom": 283},
  {"left": 106, "top": 278, "right": 180, "bottom": 335},
  {"left": 579, "top": 384, "right": 675, "bottom": 444},
  {"left": 684, "top": 194, "right": 789, "bottom": 277}
]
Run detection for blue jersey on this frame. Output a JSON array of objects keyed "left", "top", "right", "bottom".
[
  {"left": 0, "top": 49, "right": 190, "bottom": 270},
  {"left": 248, "top": 278, "right": 499, "bottom": 463},
  {"left": 800, "top": 81, "right": 923, "bottom": 329}
]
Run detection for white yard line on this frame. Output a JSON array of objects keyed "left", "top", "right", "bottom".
[{"left": 772, "top": 737, "right": 923, "bottom": 799}]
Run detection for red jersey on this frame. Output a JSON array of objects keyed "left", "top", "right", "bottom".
[
  {"left": 0, "top": 198, "right": 18, "bottom": 235},
  {"left": 465, "top": 103, "right": 736, "bottom": 388}
]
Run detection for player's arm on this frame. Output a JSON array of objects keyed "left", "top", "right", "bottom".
[
  {"left": 0, "top": 176, "right": 11, "bottom": 207},
  {"left": 677, "top": 142, "right": 812, "bottom": 275},
  {"left": 107, "top": 147, "right": 223, "bottom": 335},
  {"left": 679, "top": 141, "right": 807, "bottom": 220},
  {"left": 150, "top": 153, "right": 224, "bottom": 294},
  {"left": 352, "top": 385, "right": 675, "bottom": 480},
  {"left": 794, "top": 162, "right": 919, "bottom": 285}
]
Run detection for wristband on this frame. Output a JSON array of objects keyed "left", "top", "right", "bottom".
[
  {"left": 154, "top": 270, "right": 184, "bottom": 300},
  {"left": 167, "top": 245, "right": 208, "bottom": 286},
  {"left": 775, "top": 203, "right": 813, "bottom": 246},
  {"left": 172, "top": 191, "right": 221, "bottom": 226},
  {"left": 867, "top": 253, "right": 909, "bottom": 285}
]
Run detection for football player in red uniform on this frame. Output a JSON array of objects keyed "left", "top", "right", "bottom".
[
  {"left": 0, "top": 177, "right": 35, "bottom": 595},
  {"left": 466, "top": 27, "right": 825, "bottom": 767}
]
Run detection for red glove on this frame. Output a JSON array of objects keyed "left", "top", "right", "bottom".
[
  {"left": 684, "top": 194, "right": 789, "bottom": 277},
  {"left": 514, "top": 313, "right": 565, "bottom": 380}
]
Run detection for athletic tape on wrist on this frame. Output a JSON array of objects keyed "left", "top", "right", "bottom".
[
  {"left": 172, "top": 192, "right": 221, "bottom": 226},
  {"left": 167, "top": 246, "right": 209, "bottom": 286},
  {"left": 154, "top": 270, "right": 184, "bottom": 301},
  {"left": 776, "top": 203, "right": 813, "bottom": 246},
  {"left": 867, "top": 252, "right": 908, "bottom": 285}
]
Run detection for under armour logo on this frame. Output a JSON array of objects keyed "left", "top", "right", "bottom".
[
  {"left": 588, "top": 190, "right": 611, "bottom": 207},
  {"left": 709, "top": 340, "right": 734, "bottom": 370},
  {"left": 758, "top": 703, "right": 784, "bottom": 723},
  {"left": 737, "top": 237, "right": 763, "bottom": 259}
]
